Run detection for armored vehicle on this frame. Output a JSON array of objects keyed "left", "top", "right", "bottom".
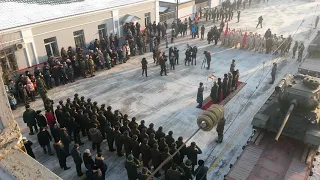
[
  {"left": 252, "top": 73, "right": 320, "bottom": 146},
  {"left": 298, "top": 31, "right": 320, "bottom": 77}
]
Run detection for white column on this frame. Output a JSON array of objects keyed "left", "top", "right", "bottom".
[
  {"left": 112, "top": 10, "right": 120, "bottom": 35},
  {"left": 21, "top": 29, "right": 39, "bottom": 65},
  {"left": 155, "top": 0, "right": 160, "bottom": 23}
]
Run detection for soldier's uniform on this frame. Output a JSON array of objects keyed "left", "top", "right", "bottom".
[
  {"left": 216, "top": 118, "right": 226, "bottom": 143},
  {"left": 222, "top": 74, "right": 229, "bottom": 100},
  {"left": 227, "top": 72, "right": 233, "bottom": 95}
]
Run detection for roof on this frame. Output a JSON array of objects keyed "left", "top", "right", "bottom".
[
  {"left": 160, "top": 0, "right": 193, "bottom": 4},
  {"left": 0, "top": 0, "right": 151, "bottom": 31}
]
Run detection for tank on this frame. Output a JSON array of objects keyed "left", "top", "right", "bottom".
[
  {"left": 298, "top": 31, "right": 320, "bottom": 77},
  {"left": 252, "top": 73, "right": 320, "bottom": 146}
]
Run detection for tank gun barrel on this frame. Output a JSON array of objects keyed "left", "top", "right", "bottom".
[{"left": 275, "top": 99, "right": 298, "bottom": 141}]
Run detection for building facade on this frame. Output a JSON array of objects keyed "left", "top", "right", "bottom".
[{"left": 0, "top": 0, "right": 159, "bottom": 75}]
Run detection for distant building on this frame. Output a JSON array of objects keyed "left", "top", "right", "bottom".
[
  {"left": 159, "top": 0, "right": 221, "bottom": 22},
  {"left": 0, "top": 0, "right": 159, "bottom": 72}
]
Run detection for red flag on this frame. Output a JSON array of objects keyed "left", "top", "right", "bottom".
[{"left": 224, "top": 22, "right": 229, "bottom": 36}]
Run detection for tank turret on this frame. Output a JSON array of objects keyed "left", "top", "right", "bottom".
[{"left": 252, "top": 73, "right": 320, "bottom": 146}]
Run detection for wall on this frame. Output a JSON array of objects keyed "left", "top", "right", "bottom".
[
  {"left": 32, "top": 12, "right": 113, "bottom": 63},
  {"left": 178, "top": 1, "right": 195, "bottom": 19},
  {"left": 118, "top": 1, "right": 156, "bottom": 31},
  {"left": 210, "top": 0, "right": 221, "bottom": 7}
]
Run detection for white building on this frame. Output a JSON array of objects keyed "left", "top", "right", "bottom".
[
  {"left": 159, "top": 0, "right": 222, "bottom": 22},
  {"left": 0, "top": 0, "right": 159, "bottom": 73}
]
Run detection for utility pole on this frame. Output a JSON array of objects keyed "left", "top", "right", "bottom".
[{"left": 176, "top": 0, "right": 179, "bottom": 23}]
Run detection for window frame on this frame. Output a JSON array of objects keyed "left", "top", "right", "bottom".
[
  {"left": 73, "top": 30, "right": 86, "bottom": 48},
  {"left": 144, "top": 12, "right": 151, "bottom": 27},
  {"left": 44, "top": 37, "right": 59, "bottom": 56},
  {"left": 98, "top": 24, "right": 107, "bottom": 39}
]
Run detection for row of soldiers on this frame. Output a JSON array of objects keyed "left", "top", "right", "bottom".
[
  {"left": 219, "top": 28, "right": 299, "bottom": 56},
  {"left": 210, "top": 60, "right": 240, "bottom": 103},
  {"left": 203, "top": 7, "right": 235, "bottom": 22},
  {"left": 49, "top": 94, "right": 206, "bottom": 179}
]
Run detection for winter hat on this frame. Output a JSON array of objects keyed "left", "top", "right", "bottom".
[
  {"left": 127, "top": 154, "right": 134, "bottom": 161},
  {"left": 84, "top": 149, "right": 91, "bottom": 154},
  {"left": 185, "top": 159, "right": 192, "bottom": 167},
  {"left": 141, "top": 167, "right": 148, "bottom": 174}
]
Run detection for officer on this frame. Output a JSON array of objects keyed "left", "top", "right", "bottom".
[
  {"left": 174, "top": 47, "right": 179, "bottom": 65},
  {"left": 105, "top": 122, "right": 116, "bottom": 152},
  {"left": 230, "top": 59, "right": 236, "bottom": 72},
  {"left": 222, "top": 74, "right": 229, "bottom": 100},
  {"left": 204, "top": 51, "right": 211, "bottom": 70},
  {"left": 114, "top": 126, "right": 124, "bottom": 157},
  {"left": 217, "top": 78, "right": 222, "bottom": 102},
  {"left": 160, "top": 52, "right": 167, "bottom": 76},
  {"left": 191, "top": 46, "right": 198, "bottom": 65},
  {"left": 210, "top": 81, "right": 219, "bottom": 103},
  {"left": 140, "top": 138, "right": 152, "bottom": 168},
  {"left": 200, "top": 25, "right": 205, "bottom": 40},
  {"left": 151, "top": 144, "right": 162, "bottom": 177},
  {"left": 216, "top": 118, "right": 226, "bottom": 143},
  {"left": 227, "top": 72, "right": 233, "bottom": 95},
  {"left": 270, "top": 63, "right": 277, "bottom": 84}
]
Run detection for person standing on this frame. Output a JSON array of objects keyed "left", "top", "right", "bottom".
[
  {"left": 196, "top": 82, "right": 204, "bottom": 108},
  {"left": 22, "top": 137, "right": 35, "bottom": 159},
  {"left": 297, "top": 43, "right": 305, "bottom": 62},
  {"left": 125, "top": 154, "right": 140, "bottom": 180},
  {"left": 95, "top": 152, "right": 108, "bottom": 179},
  {"left": 186, "top": 142, "right": 202, "bottom": 172},
  {"left": 141, "top": 58, "right": 148, "bottom": 77},
  {"left": 37, "top": 127, "right": 54, "bottom": 155},
  {"left": 71, "top": 144, "right": 83, "bottom": 177},
  {"left": 256, "top": 16, "right": 263, "bottom": 28},
  {"left": 36, "top": 110, "right": 48, "bottom": 129},
  {"left": 216, "top": 118, "right": 226, "bottom": 143},
  {"left": 59, "top": 127, "right": 71, "bottom": 155},
  {"left": 89, "top": 123, "right": 103, "bottom": 153},
  {"left": 194, "top": 160, "right": 208, "bottom": 180},
  {"left": 169, "top": 52, "right": 175, "bottom": 70},
  {"left": 201, "top": 25, "right": 205, "bottom": 40},
  {"left": 160, "top": 53, "right": 167, "bottom": 76},
  {"left": 292, "top": 41, "right": 298, "bottom": 58},
  {"left": 53, "top": 140, "right": 70, "bottom": 170},
  {"left": 210, "top": 82, "right": 219, "bottom": 103},
  {"left": 204, "top": 51, "right": 211, "bottom": 69},
  {"left": 105, "top": 122, "right": 116, "bottom": 152},
  {"left": 230, "top": 59, "right": 236, "bottom": 72},
  {"left": 23, "top": 105, "right": 38, "bottom": 135},
  {"left": 237, "top": 11, "right": 240, "bottom": 23},
  {"left": 270, "top": 63, "right": 277, "bottom": 84},
  {"left": 36, "top": 76, "right": 48, "bottom": 103}
]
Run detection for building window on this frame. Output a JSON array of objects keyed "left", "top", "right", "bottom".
[
  {"left": 73, "top": 30, "right": 86, "bottom": 48},
  {"left": 0, "top": 48, "right": 18, "bottom": 82},
  {"left": 44, "top": 37, "right": 59, "bottom": 56},
  {"left": 145, "top": 12, "right": 151, "bottom": 27},
  {"left": 98, "top": 24, "right": 107, "bottom": 39}
]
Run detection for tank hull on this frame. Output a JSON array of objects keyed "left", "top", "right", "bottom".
[{"left": 225, "top": 130, "right": 315, "bottom": 180}]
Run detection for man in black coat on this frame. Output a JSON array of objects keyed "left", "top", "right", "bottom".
[
  {"left": 123, "top": 131, "right": 133, "bottom": 158},
  {"left": 165, "top": 131, "right": 175, "bottom": 147},
  {"left": 200, "top": 25, "right": 205, "bottom": 40},
  {"left": 23, "top": 105, "right": 38, "bottom": 135},
  {"left": 256, "top": 15, "right": 264, "bottom": 28},
  {"left": 222, "top": 74, "right": 229, "bottom": 100},
  {"left": 89, "top": 123, "right": 103, "bottom": 153},
  {"left": 186, "top": 142, "right": 202, "bottom": 172},
  {"left": 166, "top": 164, "right": 185, "bottom": 180},
  {"left": 141, "top": 58, "right": 148, "bottom": 77},
  {"left": 204, "top": 51, "right": 211, "bottom": 70},
  {"left": 194, "top": 160, "right": 208, "bottom": 180},
  {"left": 125, "top": 155, "right": 140, "bottom": 180},
  {"left": 105, "top": 122, "right": 116, "bottom": 152},
  {"left": 140, "top": 138, "right": 152, "bottom": 168},
  {"left": 22, "top": 137, "right": 35, "bottom": 159},
  {"left": 37, "top": 127, "right": 54, "bottom": 155},
  {"left": 53, "top": 140, "right": 70, "bottom": 170},
  {"left": 151, "top": 144, "right": 162, "bottom": 177},
  {"left": 50, "top": 121, "right": 60, "bottom": 142},
  {"left": 59, "top": 127, "right": 71, "bottom": 155},
  {"left": 155, "top": 126, "right": 165, "bottom": 141},
  {"left": 217, "top": 78, "right": 222, "bottom": 102},
  {"left": 147, "top": 123, "right": 156, "bottom": 136},
  {"left": 98, "top": 111, "right": 107, "bottom": 139},
  {"left": 55, "top": 105, "right": 65, "bottom": 127},
  {"left": 115, "top": 126, "right": 125, "bottom": 157},
  {"left": 95, "top": 152, "right": 108, "bottom": 179},
  {"left": 210, "top": 81, "right": 219, "bottom": 103},
  {"left": 71, "top": 144, "right": 83, "bottom": 176}
]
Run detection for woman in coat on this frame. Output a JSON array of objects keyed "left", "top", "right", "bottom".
[
  {"left": 26, "top": 76, "right": 35, "bottom": 101},
  {"left": 196, "top": 82, "right": 204, "bottom": 108}
]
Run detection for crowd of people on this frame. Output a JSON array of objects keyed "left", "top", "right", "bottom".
[{"left": 22, "top": 93, "right": 209, "bottom": 180}]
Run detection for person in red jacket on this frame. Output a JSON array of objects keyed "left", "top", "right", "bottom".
[{"left": 45, "top": 109, "right": 56, "bottom": 126}]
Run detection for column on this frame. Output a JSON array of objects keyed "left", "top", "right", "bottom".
[
  {"left": 155, "top": 0, "right": 160, "bottom": 23},
  {"left": 21, "top": 29, "right": 39, "bottom": 65},
  {"left": 112, "top": 10, "right": 120, "bottom": 35}
]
